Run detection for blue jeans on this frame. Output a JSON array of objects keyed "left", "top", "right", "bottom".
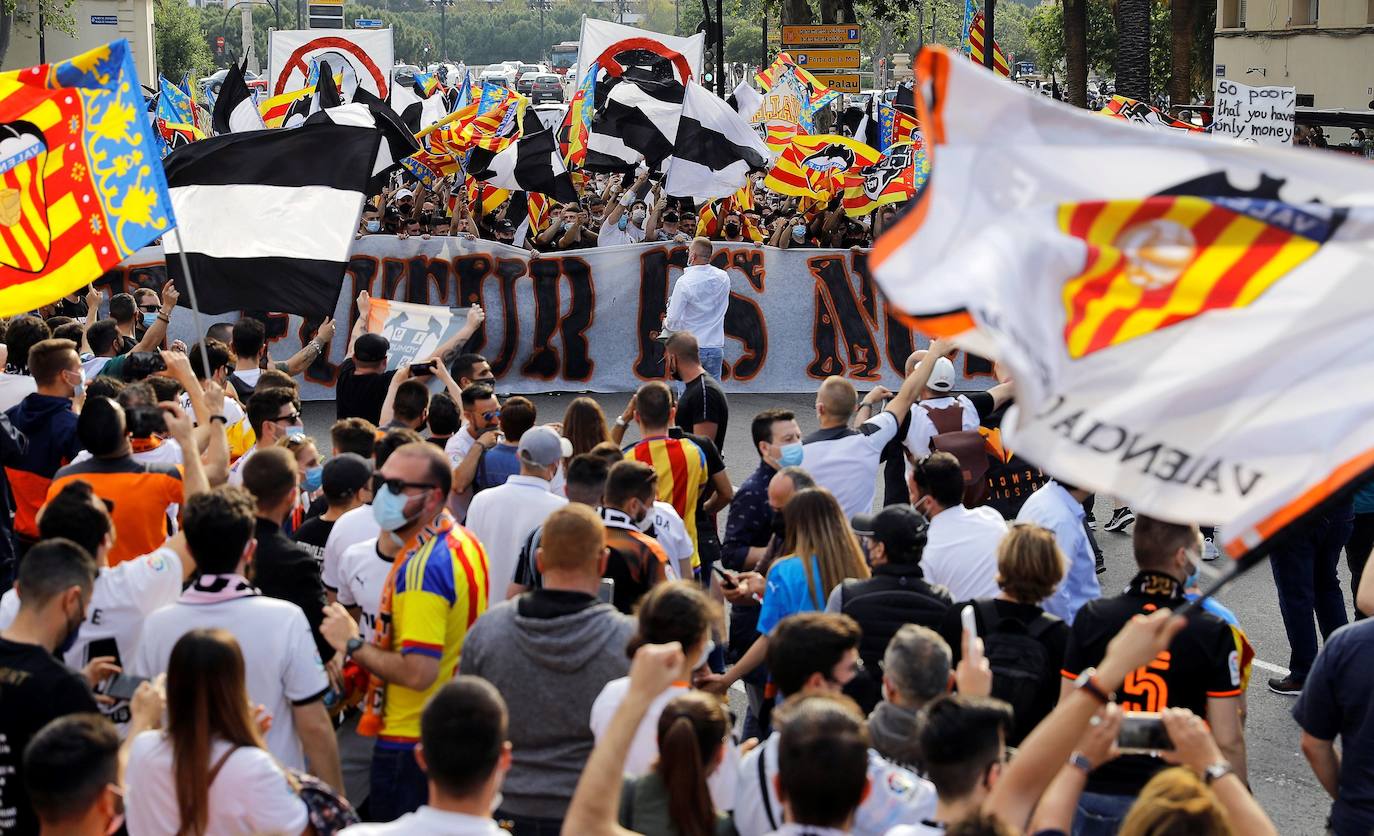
[
  {"left": 1271, "top": 502, "right": 1354, "bottom": 680},
  {"left": 1073, "top": 790, "right": 1137, "bottom": 836},
  {"left": 699, "top": 345, "right": 723, "bottom": 382},
  {"left": 368, "top": 744, "right": 427, "bottom": 822}
]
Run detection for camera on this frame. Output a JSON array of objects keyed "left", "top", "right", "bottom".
[{"left": 122, "top": 351, "right": 166, "bottom": 382}]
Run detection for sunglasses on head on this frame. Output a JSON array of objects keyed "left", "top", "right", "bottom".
[{"left": 371, "top": 474, "right": 438, "bottom": 495}]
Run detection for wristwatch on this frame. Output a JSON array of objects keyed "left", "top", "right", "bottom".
[
  {"left": 1074, "top": 667, "right": 1114, "bottom": 704},
  {"left": 1203, "top": 761, "right": 1235, "bottom": 785},
  {"left": 345, "top": 636, "right": 366, "bottom": 657},
  {"left": 614, "top": 415, "right": 628, "bottom": 428},
  {"left": 1069, "top": 752, "right": 1095, "bottom": 774}
]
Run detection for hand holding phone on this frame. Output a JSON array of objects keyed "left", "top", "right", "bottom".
[
  {"left": 106, "top": 673, "right": 150, "bottom": 701},
  {"left": 960, "top": 605, "right": 977, "bottom": 655},
  {"left": 711, "top": 565, "right": 738, "bottom": 590},
  {"left": 1116, "top": 711, "right": 1174, "bottom": 755},
  {"left": 410, "top": 360, "right": 437, "bottom": 376}
]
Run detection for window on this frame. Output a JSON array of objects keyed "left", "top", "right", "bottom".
[
  {"left": 1291, "top": 0, "right": 1317, "bottom": 25},
  {"left": 1222, "top": 0, "right": 1246, "bottom": 28},
  {"left": 1297, "top": 93, "right": 1315, "bottom": 107}
]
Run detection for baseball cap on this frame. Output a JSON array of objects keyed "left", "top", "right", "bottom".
[
  {"left": 395, "top": 188, "right": 415, "bottom": 200},
  {"left": 518, "top": 426, "right": 564, "bottom": 468},
  {"left": 322, "top": 453, "right": 373, "bottom": 500},
  {"left": 927, "top": 357, "right": 956, "bottom": 392},
  {"left": 354, "top": 333, "right": 390, "bottom": 364},
  {"left": 493, "top": 219, "right": 515, "bottom": 233},
  {"left": 850, "top": 505, "right": 928, "bottom": 563}
]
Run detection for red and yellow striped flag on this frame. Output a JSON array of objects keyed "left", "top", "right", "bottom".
[
  {"left": 967, "top": 11, "right": 1011, "bottom": 77},
  {"left": 765, "top": 134, "right": 880, "bottom": 199}
]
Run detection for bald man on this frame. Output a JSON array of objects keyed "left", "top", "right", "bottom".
[
  {"left": 663, "top": 237, "right": 730, "bottom": 381},
  {"left": 800, "top": 344, "right": 949, "bottom": 519}
]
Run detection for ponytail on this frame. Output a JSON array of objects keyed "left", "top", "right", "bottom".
[{"left": 655, "top": 693, "right": 729, "bottom": 836}]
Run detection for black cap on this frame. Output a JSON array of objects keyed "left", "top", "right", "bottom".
[
  {"left": 322, "top": 453, "right": 373, "bottom": 500},
  {"left": 493, "top": 219, "right": 514, "bottom": 233},
  {"left": 354, "top": 333, "right": 390, "bottom": 364},
  {"left": 851, "top": 505, "right": 928, "bottom": 563}
]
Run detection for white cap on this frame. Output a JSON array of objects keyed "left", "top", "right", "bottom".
[
  {"left": 395, "top": 188, "right": 414, "bottom": 200},
  {"left": 928, "top": 357, "right": 956, "bottom": 392}
]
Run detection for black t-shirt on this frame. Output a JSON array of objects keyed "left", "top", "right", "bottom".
[
  {"left": 253, "top": 519, "right": 333, "bottom": 664},
  {"left": 335, "top": 358, "right": 396, "bottom": 424},
  {"left": 675, "top": 372, "right": 729, "bottom": 451},
  {"left": 0, "top": 637, "right": 99, "bottom": 834},
  {"left": 1062, "top": 571, "right": 1242, "bottom": 795},
  {"left": 292, "top": 515, "right": 336, "bottom": 566},
  {"left": 980, "top": 398, "right": 1049, "bottom": 519},
  {"left": 940, "top": 598, "right": 1069, "bottom": 745}
]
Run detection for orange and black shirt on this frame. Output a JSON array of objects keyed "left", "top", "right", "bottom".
[
  {"left": 47, "top": 456, "right": 184, "bottom": 566},
  {"left": 1061, "top": 570, "right": 1243, "bottom": 795},
  {"left": 600, "top": 508, "right": 670, "bottom": 613},
  {"left": 4, "top": 394, "right": 81, "bottom": 542}
]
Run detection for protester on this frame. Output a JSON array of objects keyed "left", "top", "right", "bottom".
[
  {"left": 908, "top": 451, "right": 1006, "bottom": 601},
  {"left": 829, "top": 504, "right": 952, "bottom": 712},
  {"left": 446, "top": 383, "right": 502, "bottom": 519},
  {"left": 1059, "top": 515, "right": 1246, "bottom": 832},
  {"left": 465, "top": 425, "right": 569, "bottom": 604},
  {"left": 229, "top": 385, "right": 303, "bottom": 485},
  {"left": 1267, "top": 499, "right": 1354, "bottom": 695},
  {"left": 722, "top": 408, "right": 802, "bottom": 573},
  {"left": 23, "top": 712, "right": 151, "bottom": 836},
  {"left": 5, "top": 338, "right": 84, "bottom": 550},
  {"left": 665, "top": 331, "right": 729, "bottom": 449},
  {"left": 293, "top": 453, "right": 374, "bottom": 563},
  {"left": 730, "top": 613, "right": 937, "bottom": 836},
  {"left": 125, "top": 629, "right": 318, "bottom": 834},
  {"left": 460, "top": 504, "right": 635, "bottom": 834},
  {"left": 426, "top": 392, "right": 460, "bottom": 448},
  {"left": 563, "top": 396, "right": 612, "bottom": 457},
  {"left": 901, "top": 355, "right": 980, "bottom": 459},
  {"left": 869, "top": 625, "right": 953, "bottom": 770},
  {"left": 596, "top": 460, "right": 673, "bottom": 610},
  {"left": 131, "top": 488, "right": 342, "bottom": 788},
  {"left": 617, "top": 692, "right": 734, "bottom": 835},
  {"left": 339, "top": 678, "right": 512, "bottom": 835},
  {"left": 940, "top": 523, "right": 1068, "bottom": 745},
  {"left": 226, "top": 315, "right": 335, "bottom": 401},
  {"left": 466, "top": 395, "right": 538, "bottom": 494},
  {"left": 0, "top": 539, "right": 101, "bottom": 835},
  {"left": 1016, "top": 478, "right": 1099, "bottom": 624},
  {"left": 662, "top": 239, "right": 730, "bottom": 381},
  {"left": 0, "top": 315, "right": 47, "bottom": 411},
  {"left": 320, "top": 441, "right": 489, "bottom": 821},
  {"left": 509, "top": 453, "right": 613, "bottom": 595},
  {"left": 623, "top": 382, "right": 709, "bottom": 569}
]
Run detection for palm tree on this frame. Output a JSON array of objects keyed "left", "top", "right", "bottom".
[
  {"left": 1168, "top": 0, "right": 1197, "bottom": 106},
  {"left": 1114, "top": 0, "right": 1151, "bottom": 101},
  {"left": 1063, "top": 0, "right": 1088, "bottom": 106}
]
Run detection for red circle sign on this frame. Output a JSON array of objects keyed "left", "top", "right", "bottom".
[{"left": 274, "top": 36, "right": 389, "bottom": 98}]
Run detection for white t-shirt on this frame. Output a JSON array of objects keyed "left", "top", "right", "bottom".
[
  {"left": 82, "top": 355, "right": 112, "bottom": 379},
  {"left": 589, "top": 677, "right": 738, "bottom": 810},
  {"left": 922, "top": 505, "right": 1008, "bottom": 602},
  {"left": 465, "top": 474, "right": 568, "bottom": 603},
  {"left": 231, "top": 368, "right": 263, "bottom": 389},
  {"left": 444, "top": 424, "right": 477, "bottom": 466},
  {"left": 650, "top": 501, "right": 693, "bottom": 577},
  {"left": 597, "top": 218, "right": 646, "bottom": 246},
  {"left": 227, "top": 443, "right": 256, "bottom": 487},
  {"left": 130, "top": 594, "right": 328, "bottom": 769},
  {"left": 334, "top": 538, "right": 392, "bottom": 642},
  {"left": 904, "top": 395, "right": 980, "bottom": 461},
  {"left": 182, "top": 391, "right": 246, "bottom": 428},
  {"left": 125, "top": 734, "right": 308, "bottom": 836},
  {"left": 342, "top": 807, "right": 506, "bottom": 835},
  {"left": 801, "top": 412, "right": 900, "bottom": 519},
  {"left": 886, "top": 823, "right": 945, "bottom": 836},
  {"left": 0, "top": 547, "right": 183, "bottom": 731},
  {"left": 323, "top": 504, "right": 381, "bottom": 592},
  {"left": 72, "top": 437, "right": 184, "bottom": 467},
  {"left": 0, "top": 373, "right": 35, "bottom": 413}
]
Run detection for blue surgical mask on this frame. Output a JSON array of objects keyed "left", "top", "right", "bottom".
[
  {"left": 142, "top": 312, "right": 158, "bottom": 328},
  {"left": 779, "top": 441, "right": 804, "bottom": 467},
  {"left": 285, "top": 426, "right": 306, "bottom": 439},
  {"left": 792, "top": 224, "right": 807, "bottom": 239},
  {"left": 617, "top": 215, "right": 630, "bottom": 231},
  {"left": 371, "top": 484, "right": 418, "bottom": 532},
  {"left": 303, "top": 465, "right": 323, "bottom": 493},
  {"left": 365, "top": 219, "right": 381, "bottom": 233}
]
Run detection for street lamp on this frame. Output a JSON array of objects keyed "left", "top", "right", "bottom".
[
  {"left": 428, "top": 0, "right": 455, "bottom": 62},
  {"left": 526, "top": 0, "right": 552, "bottom": 53}
]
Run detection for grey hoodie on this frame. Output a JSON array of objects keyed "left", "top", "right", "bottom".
[{"left": 459, "top": 592, "right": 635, "bottom": 819}]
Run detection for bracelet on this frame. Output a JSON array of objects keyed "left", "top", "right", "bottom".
[
  {"left": 156, "top": 313, "right": 171, "bottom": 323},
  {"left": 614, "top": 415, "right": 628, "bottom": 428},
  {"left": 209, "top": 415, "right": 227, "bottom": 425}
]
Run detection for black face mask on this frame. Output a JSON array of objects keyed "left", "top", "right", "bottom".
[
  {"left": 723, "top": 222, "right": 741, "bottom": 236},
  {"left": 419, "top": 213, "right": 433, "bottom": 226}
]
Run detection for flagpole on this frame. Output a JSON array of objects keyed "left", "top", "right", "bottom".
[{"left": 170, "top": 227, "right": 215, "bottom": 382}]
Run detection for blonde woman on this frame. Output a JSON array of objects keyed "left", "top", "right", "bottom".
[{"left": 707, "top": 487, "right": 868, "bottom": 695}]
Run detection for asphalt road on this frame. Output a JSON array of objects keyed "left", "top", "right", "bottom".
[{"left": 303, "top": 391, "right": 1334, "bottom": 834}]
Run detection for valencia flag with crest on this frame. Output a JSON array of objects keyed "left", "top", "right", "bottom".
[
  {"left": 871, "top": 46, "right": 1374, "bottom": 561},
  {"left": 0, "top": 40, "right": 172, "bottom": 316}
]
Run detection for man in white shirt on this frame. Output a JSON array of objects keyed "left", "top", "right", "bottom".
[
  {"left": 340, "top": 678, "right": 510, "bottom": 836},
  {"left": 465, "top": 426, "right": 568, "bottom": 604},
  {"left": 912, "top": 452, "right": 1007, "bottom": 602},
  {"left": 663, "top": 237, "right": 731, "bottom": 381},
  {"left": 596, "top": 173, "right": 649, "bottom": 247},
  {"left": 904, "top": 356, "right": 981, "bottom": 462},
  {"left": 228, "top": 387, "right": 303, "bottom": 486},
  {"left": 0, "top": 480, "right": 194, "bottom": 731},
  {"left": 130, "top": 487, "right": 342, "bottom": 789},
  {"left": 1017, "top": 480, "right": 1100, "bottom": 624},
  {"left": 801, "top": 345, "right": 947, "bottom": 520}
]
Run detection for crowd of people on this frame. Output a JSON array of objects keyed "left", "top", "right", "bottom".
[{"left": 0, "top": 230, "right": 1368, "bottom": 836}]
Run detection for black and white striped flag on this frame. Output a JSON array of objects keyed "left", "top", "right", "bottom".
[
  {"left": 664, "top": 81, "right": 771, "bottom": 200},
  {"left": 585, "top": 68, "right": 684, "bottom": 172},
  {"left": 164, "top": 107, "right": 382, "bottom": 317},
  {"left": 468, "top": 127, "right": 578, "bottom": 203},
  {"left": 211, "top": 58, "right": 264, "bottom": 135},
  {"left": 338, "top": 88, "right": 422, "bottom": 193}
]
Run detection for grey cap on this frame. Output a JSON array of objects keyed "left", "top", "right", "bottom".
[{"left": 518, "top": 425, "right": 565, "bottom": 468}]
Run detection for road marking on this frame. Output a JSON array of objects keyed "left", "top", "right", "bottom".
[{"left": 1252, "top": 658, "right": 1289, "bottom": 675}]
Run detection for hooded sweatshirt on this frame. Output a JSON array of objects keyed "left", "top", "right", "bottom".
[
  {"left": 459, "top": 589, "right": 635, "bottom": 819},
  {"left": 4, "top": 393, "right": 78, "bottom": 540},
  {"left": 867, "top": 700, "right": 925, "bottom": 773}
]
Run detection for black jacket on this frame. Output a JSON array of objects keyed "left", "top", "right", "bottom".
[
  {"left": 252, "top": 518, "right": 333, "bottom": 663},
  {"left": 839, "top": 563, "right": 953, "bottom": 713}
]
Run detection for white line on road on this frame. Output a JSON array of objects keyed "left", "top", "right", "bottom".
[{"left": 1252, "top": 658, "right": 1290, "bottom": 675}]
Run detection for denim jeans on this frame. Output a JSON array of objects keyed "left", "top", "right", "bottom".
[
  {"left": 494, "top": 810, "right": 564, "bottom": 836},
  {"left": 1073, "top": 790, "right": 1137, "bottom": 836},
  {"left": 368, "top": 744, "right": 427, "bottom": 822},
  {"left": 1270, "top": 501, "right": 1354, "bottom": 681},
  {"left": 699, "top": 345, "right": 724, "bottom": 382}
]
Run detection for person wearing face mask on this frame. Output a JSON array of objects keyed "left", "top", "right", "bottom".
[
  {"left": 131, "top": 486, "right": 343, "bottom": 788},
  {"left": 6, "top": 338, "right": 85, "bottom": 553},
  {"left": 909, "top": 452, "right": 1005, "bottom": 603},
  {"left": 720, "top": 213, "right": 745, "bottom": 242},
  {"left": 595, "top": 461, "right": 672, "bottom": 613},
  {"left": 360, "top": 202, "right": 383, "bottom": 235},
  {"left": 320, "top": 442, "right": 490, "bottom": 822},
  {"left": 662, "top": 237, "right": 730, "bottom": 382},
  {"left": 723, "top": 409, "right": 804, "bottom": 576},
  {"left": 0, "top": 538, "right": 102, "bottom": 836},
  {"left": 598, "top": 172, "right": 650, "bottom": 247}
]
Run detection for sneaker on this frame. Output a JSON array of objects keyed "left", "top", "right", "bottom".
[
  {"left": 1095, "top": 555, "right": 1106, "bottom": 574},
  {"left": 1087, "top": 519, "right": 1097, "bottom": 531},
  {"left": 1268, "top": 676, "right": 1303, "bottom": 695},
  {"left": 1104, "top": 506, "right": 1136, "bottom": 532},
  {"left": 1202, "top": 537, "right": 1221, "bottom": 561}
]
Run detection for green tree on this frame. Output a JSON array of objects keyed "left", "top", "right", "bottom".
[
  {"left": 156, "top": 0, "right": 214, "bottom": 80},
  {"left": 725, "top": 21, "right": 763, "bottom": 63},
  {"left": 0, "top": 0, "right": 82, "bottom": 66}
]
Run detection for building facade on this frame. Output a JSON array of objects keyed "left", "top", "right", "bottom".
[
  {"left": 1215, "top": 0, "right": 1374, "bottom": 109},
  {"left": 3, "top": 0, "right": 156, "bottom": 83}
]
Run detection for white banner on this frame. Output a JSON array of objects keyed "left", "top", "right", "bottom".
[
  {"left": 579, "top": 18, "right": 705, "bottom": 82},
  {"left": 100, "top": 237, "right": 993, "bottom": 399},
  {"left": 268, "top": 29, "right": 394, "bottom": 100},
  {"left": 1211, "top": 79, "right": 1296, "bottom": 146},
  {"left": 364, "top": 298, "right": 471, "bottom": 370}
]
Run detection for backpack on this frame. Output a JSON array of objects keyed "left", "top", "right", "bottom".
[
  {"left": 924, "top": 400, "right": 991, "bottom": 507},
  {"left": 975, "top": 599, "right": 1059, "bottom": 737}
]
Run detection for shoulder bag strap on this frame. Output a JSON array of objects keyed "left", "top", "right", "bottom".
[{"left": 758, "top": 741, "right": 778, "bottom": 830}]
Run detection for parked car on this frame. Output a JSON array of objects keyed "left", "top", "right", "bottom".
[
  {"left": 525, "top": 73, "right": 564, "bottom": 103},
  {"left": 200, "top": 67, "right": 266, "bottom": 99},
  {"left": 480, "top": 63, "right": 516, "bottom": 87}
]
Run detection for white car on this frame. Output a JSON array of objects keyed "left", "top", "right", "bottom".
[{"left": 480, "top": 63, "right": 516, "bottom": 87}]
